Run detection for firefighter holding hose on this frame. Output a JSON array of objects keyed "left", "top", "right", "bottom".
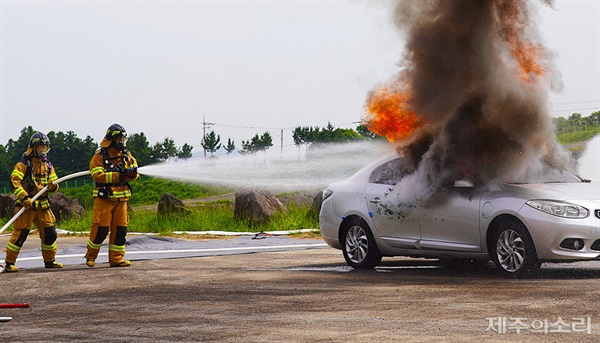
[
  {"left": 85, "top": 124, "right": 138, "bottom": 268},
  {"left": 4, "top": 132, "right": 62, "bottom": 272}
]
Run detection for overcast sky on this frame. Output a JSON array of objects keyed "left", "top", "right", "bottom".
[{"left": 0, "top": 0, "right": 598, "bottom": 153}]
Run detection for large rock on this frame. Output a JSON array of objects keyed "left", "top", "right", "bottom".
[
  {"left": 234, "top": 189, "right": 286, "bottom": 225},
  {"left": 0, "top": 193, "right": 16, "bottom": 219},
  {"left": 49, "top": 192, "right": 86, "bottom": 223},
  {"left": 157, "top": 193, "right": 190, "bottom": 216}
]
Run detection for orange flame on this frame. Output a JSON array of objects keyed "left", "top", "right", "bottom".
[
  {"left": 364, "top": 84, "right": 425, "bottom": 142},
  {"left": 495, "top": 0, "right": 545, "bottom": 81},
  {"left": 511, "top": 40, "right": 545, "bottom": 80}
]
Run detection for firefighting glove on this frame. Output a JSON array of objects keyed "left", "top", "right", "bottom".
[
  {"left": 22, "top": 197, "right": 33, "bottom": 209},
  {"left": 124, "top": 167, "right": 137, "bottom": 180},
  {"left": 46, "top": 182, "right": 58, "bottom": 192}
]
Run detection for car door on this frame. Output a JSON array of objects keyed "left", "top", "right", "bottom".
[
  {"left": 365, "top": 157, "right": 420, "bottom": 249},
  {"left": 418, "top": 182, "right": 483, "bottom": 252}
]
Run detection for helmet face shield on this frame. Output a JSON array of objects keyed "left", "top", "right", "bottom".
[
  {"left": 35, "top": 144, "right": 50, "bottom": 155},
  {"left": 112, "top": 136, "right": 127, "bottom": 150},
  {"left": 34, "top": 144, "right": 50, "bottom": 161}
]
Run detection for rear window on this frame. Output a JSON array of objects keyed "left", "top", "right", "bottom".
[{"left": 369, "top": 157, "right": 410, "bottom": 185}]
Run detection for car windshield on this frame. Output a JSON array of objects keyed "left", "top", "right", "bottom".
[
  {"left": 506, "top": 167, "right": 584, "bottom": 184},
  {"left": 368, "top": 157, "right": 586, "bottom": 185}
]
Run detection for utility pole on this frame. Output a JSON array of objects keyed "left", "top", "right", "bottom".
[
  {"left": 202, "top": 115, "right": 214, "bottom": 159},
  {"left": 280, "top": 129, "right": 283, "bottom": 160}
]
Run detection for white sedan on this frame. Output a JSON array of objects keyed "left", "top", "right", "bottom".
[{"left": 319, "top": 155, "right": 600, "bottom": 277}]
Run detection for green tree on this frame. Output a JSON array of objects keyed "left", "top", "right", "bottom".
[
  {"left": 46, "top": 131, "right": 98, "bottom": 176},
  {"left": 151, "top": 142, "right": 166, "bottom": 162},
  {"left": 1, "top": 127, "right": 37, "bottom": 189},
  {"left": 224, "top": 137, "right": 235, "bottom": 155},
  {"left": 292, "top": 126, "right": 309, "bottom": 147},
  {"left": 0, "top": 144, "right": 10, "bottom": 190},
  {"left": 160, "top": 138, "right": 179, "bottom": 161},
  {"left": 568, "top": 113, "right": 585, "bottom": 131},
  {"left": 240, "top": 131, "right": 273, "bottom": 155},
  {"left": 178, "top": 143, "right": 194, "bottom": 160},
  {"left": 356, "top": 123, "right": 384, "bottom": 140},
  {"left": 585, "top": 111, "right": 600, "bottom": 127},
  {"left": 5, "top": 126, "right": 36, "bottom": 163},
  {"left": 553, "top": 117, "right": 570, "bottom": 134},
  {"left": 127, "top": 132, "right": 155, "bottom": 166},
  {"left": 292, "top": 123, "right": 363, "bottom": 146},
  {"left": 258, "top": 132, "right": 273, "bottom": 152},
  {"left": 201, "top": 131, "right": 222, "bottom": 156}
]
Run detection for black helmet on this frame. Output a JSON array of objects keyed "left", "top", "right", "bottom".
[
  {"left": 30, "top": 132, "right": 50, "bottom": 148},
  {"left": 105, "top": 124, "right": 127, "bottom": 141}
]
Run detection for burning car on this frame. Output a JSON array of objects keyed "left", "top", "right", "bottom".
[{"left": 319, "top": 154, "right": 600, "bottom": 277}]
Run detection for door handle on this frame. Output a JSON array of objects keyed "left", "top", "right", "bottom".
[{"left": 370, "top": 197, "right": 381, "bottom": 204}]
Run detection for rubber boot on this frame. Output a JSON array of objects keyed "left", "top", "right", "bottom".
[
  {"left": 86, "top": 259, "right": 95, "bottom": 268},
  {"left": 4, "top": 263, "right": 19, "bottom": 273},
  {"left": 45, "top": 261, "right": 63, "bottom": 269},
  {"left": 110, "top": 260, "right": 132, "bottom": 267}
]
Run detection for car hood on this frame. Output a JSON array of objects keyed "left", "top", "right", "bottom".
[{"left": 500, "top": 182, "right": 600, "bottom": 203}]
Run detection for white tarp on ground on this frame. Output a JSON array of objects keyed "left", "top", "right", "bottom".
[{"left": 1, "top": 235, "right": 328, "bottom": 270}]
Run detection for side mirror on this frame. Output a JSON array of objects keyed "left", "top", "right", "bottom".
[{"left": 454, "top": 179, "right": 474, "bottom": 188}]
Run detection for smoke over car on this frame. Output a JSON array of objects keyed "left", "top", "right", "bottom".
[{"left": 363, "top": 0, "right": 571, "bottom": 201}]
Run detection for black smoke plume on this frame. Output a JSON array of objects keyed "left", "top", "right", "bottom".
[{"left": 366, "top": 0, "right": 569, "bottom": 199}]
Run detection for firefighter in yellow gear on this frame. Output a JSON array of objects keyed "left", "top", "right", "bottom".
[
  {"left": 4, "top": 132, "right": 62, "bottom": 272},
  {"left": 85, "top": 124, "right": 139, "bottom": 268}
]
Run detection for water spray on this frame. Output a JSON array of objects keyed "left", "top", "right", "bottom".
[{"left": 140, "top": 141, "right": 393, "bottom": 192}]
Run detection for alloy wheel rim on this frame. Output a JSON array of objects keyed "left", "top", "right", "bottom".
[
  {"left": 346, "top": 225, "right": 368, "bottom": 263},
  {"left": 496, "top": 229, "right": 525, "bottom": 272}
]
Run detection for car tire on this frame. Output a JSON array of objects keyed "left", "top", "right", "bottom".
[
  {"left": 342, "top": 219, "right": 382, "bottom": 269},
  {"left": 491, "top": 222, "right": 540, "bottom": 278}
]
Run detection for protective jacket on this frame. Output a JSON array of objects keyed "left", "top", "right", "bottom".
[
  {"left": 11, "top": 154, "right": 59, "bottom": 209},
  {"left": 6, "top": 152, "right": 60, "bottom": 266},
  {"left": 85, "top": 137, "right": 138, "bottom": 265},
  {"left": 90, "top": 139, "right": 139, "bottom": 199}
]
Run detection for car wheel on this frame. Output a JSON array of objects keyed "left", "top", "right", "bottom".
[
  {"left": 342, "top": 219, "right": 382, "bottom": 269},
  {"left": 492, "top": 223, "right": 540, "bottom": 278}
]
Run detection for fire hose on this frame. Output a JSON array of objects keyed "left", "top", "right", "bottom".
[
  {"left": 0, "top": 170, "right": 90, "bottom": 235},
  {"left": 0, "top": 303, "right": 30, "bottom": 308},
  {"left": 0, "top": 303, "right": 30, "bottom": 322}
]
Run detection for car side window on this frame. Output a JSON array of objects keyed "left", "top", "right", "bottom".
[{"left": 369, "top": 157, "right": 407, "bottom": 185}]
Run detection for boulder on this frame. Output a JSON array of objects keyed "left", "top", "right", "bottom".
[
  {"left": 49, "top": 192, "right": 86, "bottom": 223},
  {"left": 0, "top": 193, "right": 16, "bottom": 219},
  {"left": 234, "top": 189, "right": 286, "bottom": 225},
  {"left": 157, "top": 193, "right": 190, "bottom": 216}
]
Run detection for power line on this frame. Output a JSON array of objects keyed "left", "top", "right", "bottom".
[
  {"left": 550, "top": 107, "right": 600, "bottom": 113},
  {"left": 211, "top": 121, "right": 363, "bottom": 131},
  {"left": 551, "top": 100, "right": 600, "bottom": 105},
  {"left": 212, "top": 123, "right": 297, "bottom": 130}
]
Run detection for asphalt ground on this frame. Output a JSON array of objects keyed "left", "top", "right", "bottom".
[
  {"left": 2, "top": 233, "right": 600, "bottom": 342},
  {"left": 0, "top": 233, "right": 327, "bottom": 270}
]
